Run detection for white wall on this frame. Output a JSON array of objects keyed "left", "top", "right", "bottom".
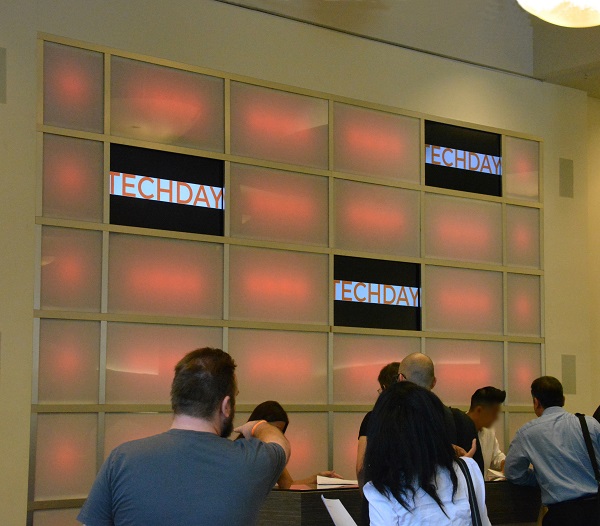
[{"left": 0, "top": 1, "right": 593, "bottom": 523}]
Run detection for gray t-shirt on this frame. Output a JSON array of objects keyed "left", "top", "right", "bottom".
[{"left": 77, "top": 429, "right": 286, "bottom": 526}]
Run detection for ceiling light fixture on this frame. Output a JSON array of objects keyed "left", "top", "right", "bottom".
[{"left": 516, "top": 0, "right": 600, "bottom": 27}]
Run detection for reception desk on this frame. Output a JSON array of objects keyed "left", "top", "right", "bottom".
[{"left": 257, "top": 481, "right": 542, "bottom": 526}]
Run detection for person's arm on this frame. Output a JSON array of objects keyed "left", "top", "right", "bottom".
[
  {"left": 235, "top": 420, "right": 291, "bottom": 463},
  {"left": 280, "top": 470, "right": 343, "bottom": 488},
  {"left": 490, "top": 435, "right": 506, "bottom": 471},
  {"left": 504, "top": 431, "right": 536, "bottom": 486},
  {"left": 277, "top": 467, "right": 294, "bottom": 489},
  {"left": 356, "top": 436, "right": 367, "bottom": 488}
]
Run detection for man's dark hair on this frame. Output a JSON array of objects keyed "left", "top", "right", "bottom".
[
  {"left": 171, "top": 348, "right": 237, "bottom": 419},
  {"left": 531, "top": 376, "right": 564, "bottom": 409},
  {"left": 365, "top": 382, "right": 458, "bottom": 515},
  {"left": 469, "top": 386, "right": 506, "bottom": 411},
  {"left": 378, "top": 362, "right": 400, "bottom": 391}
]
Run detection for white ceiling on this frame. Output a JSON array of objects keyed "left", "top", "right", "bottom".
[{"left": 219, "top": 0, "right": 600, "bottom": 98}]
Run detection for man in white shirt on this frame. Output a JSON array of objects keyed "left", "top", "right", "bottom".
[{"left": 467, "top": 386, "right": 506, "bottom": 480}]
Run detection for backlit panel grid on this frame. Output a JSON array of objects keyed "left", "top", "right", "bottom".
[{"left": 34, "top": 36, "right": 545, "bottom": 515}]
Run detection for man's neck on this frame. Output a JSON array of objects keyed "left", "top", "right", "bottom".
[
  {"left": 466, "top": 411, "right": 483, "bottom": 432},
  {"left": 171, "top": 414, "right": 220, "bottom": 435}
]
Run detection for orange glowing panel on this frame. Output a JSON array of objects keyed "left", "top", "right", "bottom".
[
  {"left": 284, "top": 413, "right": 329, "bottom": 479},
  {"left": 40, "top": 227, "right": 102, "bottom": 312},
  {"left": 42, "top": 134, "right": 104, "bottom": 222},
  {"left": 424, "top": 194, "right": 502, "bottom": 264},
  {"left": 108, "top": 234, "right": 223, "bottom": 318},
  {"left": 33, "top": 509, "right": 81, "bottom": 526},
  {"left": 424, "top": 266, "right": 503, "bottom": 334},
  {"left": 105, "top": 323, "right": 222, "bottom": 403},
  {"left": 507, "top": 273, "right": 541, "bottom": 336},
  {"left": 425, "top": 339, "right": 504, "bottom": 406},
  {"left": 104, "top": 413, "right": 173, "bottom": 459},
  {"left": 231, "top": 82, "right": 328, "bottom": 169},
  {"left": 228, "top": 329, "right": 327, "bottom": 404},
  {"left": 334, "top": 179, "right": 420, "bottom": 257},
  {"left": 333, "top": 103, "right": 420, "bottom": 183},
  {"left": 504, "top": 137, "right": 540, "bottom": 201},
  {"left": 38, "top": 320, "right": 100, "bottom": 403},
  {"left": 35, "top": 414, "right": 97, "bottom": 499},
  {"left": 230, "top": 163, "right": 328, "bottom": 246},
  {"left": 333, "top": 334, "right": 419, "bottom": 404},
  {"left": 507, "top": 343, "right": 541, "bottom": 405},
  {"left": 229, "top": 246, "right": 328, "bottom": 324},
  {"left": 333, "top": 412, "right": 364, "bottom": 477},
  {"left": 111, "top": 57, "right": 224, "bottom": 151},
  {"left": 506, "top": 205, "right": 540, "bottom": 268},
  {"left": 43, "top": 42, "right": 104, "bottom": 133}
]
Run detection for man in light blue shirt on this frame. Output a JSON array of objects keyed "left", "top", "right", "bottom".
[{"left": 505, "top": 376, "right": 600, "bottom": 526}]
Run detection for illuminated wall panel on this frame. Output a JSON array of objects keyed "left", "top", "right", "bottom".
[
  {"left": 229, "top": 246, "right": 328, "bottom": 324},
  {"left": 104, "top": 413, "right": 173, "bottom": 458},
  {"left": 506, "top": 205, "right": 541, "bottom": 268},
  {"left": 111, "top": 57, "right": 224, "bottom": 151},
  {"left": 230, "top": 163, "right": 328, "bottom": 246},
  {"left": 424, "top": 266, "right": 503, "bottom": 334},
  {"left": 33, "top": 509, "right": 81, "bottom": 526},
  {"left": 333, "top": 103, "right": 420, "bottom": 183},
  {"left": 108, "top": 234, "right": 223, "bottom": 318},
  {"left": 35, "top": 414, "right": 97, "bottom": 500},
  {"left": 424, "top": 194, "right": 502, "bottom": 264},
  {"left": 42, "top": 134, "right": 103, "bottom": 222},
  {"left": 425, "top": 340, "right": 504, "bottom": 406},
  {"left": 333, "top": 412, "right": 364, "bottom": 478},
  {"left": 333, "top": 334, "right": 419, "bottom": 404},
  {"left": 508, "top": 413, "right": 536, "bottom": 443},
  {"left": 105, "top": 323, "right": 222, "bottom": 403},
  {"left": 228, "top": 329, "right": 327, "bottom": 405},
  {"left": 40, "top": 227, "right": 102, "bottom": 312},
  {"left": 38, "top": 320, "right": 100, "bottom": 403},
  {"left": 283, "top": 413, "right": 329, "bottom": 480},
  {"left": 507, "top": 273, "right": 541, "bottom": 336},
  {"left": 507, "top": 343, "right": 542, "bottom": 405},
  {"left": 43, "top": 42, "right": 104, "bottom": 133},
  {"left": 231, "top": 82, "right": 328, "bottom": 169},
  {"left": 334, "top": 179, "right": 420, "bottom": 257},
  {"left": 504, "top": 137, "right": 540, "bottom": 201}
]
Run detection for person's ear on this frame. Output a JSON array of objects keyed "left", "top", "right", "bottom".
[
  {"left": 561, "top": 396, "right": 566, "bottom": 407},
  {"left": 221, "top": 396, "right": 232, "bottom": 418},
  {"left": 431, "top": 376, "right": 437, "bottom": 389}
]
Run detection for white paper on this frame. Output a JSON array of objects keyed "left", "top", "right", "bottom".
[
  {"left": 321, "top": 495, "right": 358, "bottom": 526},
  {"left": 486, "top": 468, "right": 506, "bottom": 481},
  {"left": 317, "top": 475, "right": 358, "bottom": 486}
]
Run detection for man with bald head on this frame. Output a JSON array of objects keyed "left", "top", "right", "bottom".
[{"left": 398, "top": 353, "right": 484, "bottom": 473}]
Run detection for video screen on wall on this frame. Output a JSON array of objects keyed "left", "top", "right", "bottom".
[
  {"left": 334, "top": 255, "right": 421, "bottom": 330},
  {"left": 425, "top": 121, "right": 502, "bottom": 197},
  {"left": 110, "top": 144, "right": 224, "bottom": 236}
]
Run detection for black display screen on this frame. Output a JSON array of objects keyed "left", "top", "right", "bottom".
[
  {"left": 425, "top": 121, "right": 502, "bottom": 197},
  {"left": 334, "top": 255, "right": 421, "bottom": 331},
  {"left": 110, "top": 144, "right": 224, "bottom": 236}
]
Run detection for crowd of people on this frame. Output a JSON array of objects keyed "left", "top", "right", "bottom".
[{"left": 76, "top": 347, "right": 600, "bottom": 526}]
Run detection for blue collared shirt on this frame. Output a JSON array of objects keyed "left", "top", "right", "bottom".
[{"left": 505, "top": 407, "right": 600, "bottom": 505}]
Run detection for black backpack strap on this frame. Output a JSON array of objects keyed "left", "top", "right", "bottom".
[
  {"left": 456, "top": 457, "right": 483, "bottom": 526},
  {"left": 576, "top": 413, "right": 600, "bottom": 485}
]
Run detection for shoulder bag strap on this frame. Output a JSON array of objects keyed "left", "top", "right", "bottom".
[
  {"left": 576, "top": 413, "right": 600, "bottom": 526},
  {"left": 576, "top": 413, "right": 600, "bottom": 485},
  {"left": 456, "top": 457, "right": 483, "bottom": 526}
]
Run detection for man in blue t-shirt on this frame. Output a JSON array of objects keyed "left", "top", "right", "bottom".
[{"left": 78, "top": 347, "right": 290, "bottom": 526}]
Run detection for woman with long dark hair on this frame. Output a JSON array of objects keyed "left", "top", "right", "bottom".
[
  {"left": 239, "top": 401, "right": 343, "bottom": 489},
  {"left": 364, "top": 382, "right": 491, "bottom": 525}
]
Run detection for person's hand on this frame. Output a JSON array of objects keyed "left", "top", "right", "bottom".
[
  {"left": 500, "top": 459, "right": 506, "bottom": 472},
  {"left": 453, "top": 439, "right": 477, "bottom": 458},
  {"left": 318, "top": 470, "right": 343, "bottom": 480},
  {"left": 234, "top": 420, "right": 266, "bottom": 440}
]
